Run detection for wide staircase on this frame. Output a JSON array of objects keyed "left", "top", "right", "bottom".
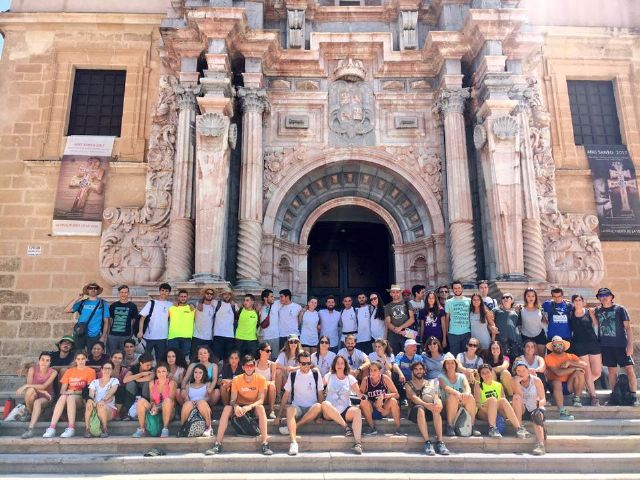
[{"left": 0, "top": 388, "right": 638, "bottom": 477}]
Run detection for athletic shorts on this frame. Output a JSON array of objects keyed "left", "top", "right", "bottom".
[
  {"left": 408, "top": 404, "right": 433, "bottom": 423},
  {"left": 571, "top": 342, "right": 601, "bottom": 357},
  {"left": 294, "top": 405, "right": 313, "bottom": 419},
  {"left": 523, "top": 408, "right": 545, "bottom": 423},
  {"left": 601, "top": 346, "right": 634, "bottom": 368},
  {"left": 522, "top": 330, "right": 547, "bottom": 346}
]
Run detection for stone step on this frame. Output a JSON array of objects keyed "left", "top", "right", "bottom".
[
  {"left": 0, "top": 434, "right": 638, "bottom": 455},
  {"left": 4, "top": 475, "right": 639, "bottom": 480},
  {"left": 2, "top": 418, "right": 639, "bottom": 437},
  {"left": 1, "top": 452, "right": 638, "bottom": 475}
]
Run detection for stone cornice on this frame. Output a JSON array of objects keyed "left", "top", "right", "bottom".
[
  {"left": 460, "top": 8, "right": 528, "bottom": 62},
  {"left": 0, "top": 12, "right": 164, "bottom": 28}
]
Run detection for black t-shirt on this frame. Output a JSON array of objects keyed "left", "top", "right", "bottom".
[
  {"left": 108, "top": 301, "right": 139, "bottom": 337},
  {"left": 219, "top": 364, "right": 242, "bottom": 380},
  {"left": 48, "top": 350, "right": 73, "bottom": 367},
  {"left": 87, "top": 354, "right": 110, "bottom": 367},
  {"left": 570, "top": 311, "right": 598, "bottom": 345}
]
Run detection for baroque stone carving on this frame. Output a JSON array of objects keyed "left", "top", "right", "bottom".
[
  {"left": 385, "top": 146, "right": 443, "bottom": 204},
  {"left": 473, "top": 124, "right": 487, "bottom": 150},
  {"left": 197, "top": 112, "right": 227, "bottom": 137},
  {"left": 522, "top": 78, "right": 605, "bottom": 287},
  {"left": 237, "top": 87, "right": 269, "bottom": 114},
  {"left": 399, "top": 11, "right": 418, "bottom": 50},
  {"left": 263, "top": 146, "right": 307, "bottom": 201},
  {"left": 328, "top": 80, "right": 374, "bottom": 140},
  {"left": 287, "top": 9, "right": 305, "bottom": 49},
  {"left": 492, "top": 115, "right": 518, "bottom": 140},
  {"left": 333, "top": 57, "right": 366, "bottom": 82},
  {"left": 228, "top": 123, "right": 238, "bottom": 149},
  {"left": 433, "top": 88, "right": 469, "bottom": 115},
  {"left": 99, "top": 75, "right": 178, "bottom": 285},
  {"left": 174, "top": 84, "right": 201, "bottom": 110}
]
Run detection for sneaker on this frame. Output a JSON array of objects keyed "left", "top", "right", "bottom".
[
  {"left": 472, "top": 428, "right": 482, "bottom": 437},
  {"left": 532, "top": 442, "right": 546, "bottom": 456},
  {"left": 423, "top": 440, "right": 435, "bottom": 456},
  {"left": 400, "top": 399, "right": 409, "bottom": 408},
  {"left": 132, "top": 428, "right": 146, "bottom": 438},
  {"left": 60, "top": 427, "right": 75, "bottom": 438},
  {"left": 363, "top": 425, "right": 378, "bottom": 436},
  {"left": 268, "top": 411, "right": 277, "bottom": 419},
  {"left": 21, "top": 428, "right": 34, "bottom": 439},
  {"left": 261, "top": 442, "right": 273, "bottom": 456},
  {"left": 445, "top": 424, "right": 456, "bottom": 437},
  {"left": 160, "top": 427, "right": 170, "bottom": 438},
  {"left": 42, "top": 427, "right": 56, "bottom": 438},
  {"left": 352, "top": 442, "right": 363, "bottom": 455},
  {"left": 516, "top": 426, "right": 531, "bottom": 439},
  {"left": 202, "top": 427, "right": 213, "bottom": 437},
  {"left": 488, "top": 426, "right": 502, "bottom": 438},
  {"left": 393, "top": 428, "right": 407, "bottom": 436},
  {"left": 590, "top": 397, "right": 601, "bottom": 406},
  {"left": 573, "top": 395, "right": 583, "bottom": 407},
  {"left": 84, "top": 431, "right": 92, "bottom": 439},
  {"left": 279, "top": 425, "right": 290, "bottom": 435},
  {"left": 633, "top": 398, "right": 640, "bottom": 407},
  {"left": 100, "top": 432, "right": 109, "bottom": 438},
  {"left": 434, "top": 441, "right": 450, "bottom": 456},
  {"left": 559, "top": 408, "right": 574, "bottom": 421},
  {"left": 205, "top": 442, "right": 222, "bottom": 455},
  {"left": 288, "top": 441, "right": 299, "bottom": 456},
  {"left": 344, "top": 425, "right": 354, "bottom": 437}
]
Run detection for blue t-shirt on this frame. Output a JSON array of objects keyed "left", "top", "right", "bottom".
[
  {"left": 542, "top": 300, "right": 572, "bottom": 340},
  {"left": 73, "top": 299, "right": 109, "bottom": 338},
  {"left": 445, "top": 297, "right": 471, "bottom": 335},
  {"left": 395, "top": 352, "right": 425, "bottom": 381}
]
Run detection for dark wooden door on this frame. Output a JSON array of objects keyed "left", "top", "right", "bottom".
[{"left": 308, "top": 221, "right": 393, "bottom": 304}]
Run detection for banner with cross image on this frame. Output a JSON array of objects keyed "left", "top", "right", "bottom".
[
  {"left": 52, "top": 136, "right": 114, "bottom": 236},
  {"left": 585, "top": 145, "right": 640, "bottom": 240}
]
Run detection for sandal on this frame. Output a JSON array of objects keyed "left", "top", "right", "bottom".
[
  {"left": 84, "top": 431, "right": 92, "bottom": 439},
  {"left": 143, "top": 447, "right": 166, "bottom": 457},
  {"left": 344, "top": 426, "right": 353, "bottom": 437}
]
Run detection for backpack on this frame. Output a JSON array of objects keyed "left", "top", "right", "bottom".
[
  {"left": 178, "top": 407, "right": 206, "bottom": 438},
  {"left": 211, "top": 301, "right": 237, "bottom": 338},
  {"left": 495, "top": 414, "right": 507, "bottom": 435},
  {"left": 145, "top": 410, "right": 163, "bottom": 437},
  {"left": 230, "top": 411, "right": 260, "bottom": 436},
  {"left": 453, "top": 406, "right": 472, "bottom": 437},
  {"left": 609, "top": 374, "right": 635, "bottom": 406},
  {"left": 289, "top": 370, "right": 320, "bottom": 404},
  {"left": 133, "top": 300, "right": 155, "bottom": 338},
  {"left": 88, "top": 407, "right": 102, "bottom": 437}
]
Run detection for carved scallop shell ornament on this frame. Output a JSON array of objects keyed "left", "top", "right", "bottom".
[
  {"left": 491, "top": 115, "right": 518, "bottom": 140},
  {"left": 196, "top": 112, "right": 226, "bottom": 137}
]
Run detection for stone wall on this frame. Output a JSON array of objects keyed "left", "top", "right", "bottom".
[{"left": 0, "top": 12, "right": 163, "bottom": 373}]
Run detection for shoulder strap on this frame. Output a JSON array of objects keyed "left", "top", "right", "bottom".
[
  {"left": 290, "top": 371, "right": 297, "bottom": 403},
  {"left": 82, "top": 299, "right": 102, "bottom": 325},
  {"left": 78, "top": 299, "right": 86, "bottom": 315},
  {"left": 313, "top": 370, "right": 320, "bottom": 401},
  {"left": 148, "top": 299, "right": 156, "bottom": 318}
]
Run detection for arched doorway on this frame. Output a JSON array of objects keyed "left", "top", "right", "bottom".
[{"left": 307, "top": 205, "right": 394, "bottom": 304}]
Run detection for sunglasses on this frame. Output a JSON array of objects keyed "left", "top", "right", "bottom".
[
  {"left": 502, "top": 296, "right": 512, "bottom": 300},
  {"left": 205, "top": 292, "right": 214, "bottom": 295},
  {"left": 319, "top": 341, "right": 330, "bottom": 345},
  {"left": 262, "top": 349, "right": 272, "bottom": 353},
  {"left": 299, "top": 362, "right": 312, "bottom": 366},
  {"left": 88, "top": 287, "right": 98, "bottom": 290},
  {"left": 428, "top": 342, "right": 439, "bottom": 346},
  {"left": 370, "top": 297, "right": 378, "bottom": 301},
  {"left": 243, "top": 363, "right": 256, "bottom": 368},
  {"left": 552, "top": 343, "right": 565, "bottom": 348},
  {"left": 467, "top": 343, "right": 478, "bottom": 347},
  {"left": 288, "top": 340, "right": 299, "bottom": 344}
]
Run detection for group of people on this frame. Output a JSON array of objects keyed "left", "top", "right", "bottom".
[{"left": 13, "top": 280, "right": 638, "bottom": 458}]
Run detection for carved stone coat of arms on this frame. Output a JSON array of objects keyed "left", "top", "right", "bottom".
[{"left": 328, "top": 80, "right": 374, "bottom": 141}]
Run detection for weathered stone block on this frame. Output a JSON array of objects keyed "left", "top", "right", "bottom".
[
  {"left": 46, "top": 305, "right": 69, "bottom": 321},
  {"left": 0, "top": 321, "right": 19, "bottom": 338},
  {"left": 0, "top": 257, "right": 21, "bottom": 272},
  {"left": 1, "top": 339, "right": 31, "bottom": 356},
  {"left": 0, "top": 275, "right": 15, "bottom": 288},
  {"left": 19, "top": 322, "right": 51, "bottom": 338},
  {"left": 0, "top": 290, "right": 29, "bottom": 304},
  {"left": 51, "top": 322, "right": 74, "bottom": 339},
  {"left": 23, "top": 306, "right": 45, "bottom": 321},
  {"left": 0, "top": 305, "right": 23, "bottom": 321}
]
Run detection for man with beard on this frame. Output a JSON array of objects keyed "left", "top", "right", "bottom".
[
  {"left": 404, "top": 361, "right": 450, "bottom": 456},
  {"left": 355, "top": 292, "right": 373, "bottom": 354},
  {"left": 337, "top": 334, "right": 370, "bottom": 380},
  {"left": 319, "top": 295, "right": 341, "bottom": 353},
  {"left": 211, "top": 287, "right": 238, "bottom": 363}
]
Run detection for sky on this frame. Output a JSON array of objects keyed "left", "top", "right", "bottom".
[{"left": 0, "top": 0, "right": 11, "bottom": 57}]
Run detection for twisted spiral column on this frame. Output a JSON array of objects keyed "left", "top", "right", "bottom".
[
  {"left": 522, "top": 219, "right": 547, "bottom": 281},
  {"left": 435, "top": 88, "right": 478, "bottom": 282},
  {"left": 235, "top": 87, "right": 269, "bottom": 289}
]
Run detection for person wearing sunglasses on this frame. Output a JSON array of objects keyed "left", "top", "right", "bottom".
[
  {"left": 492, "top": 293, "right": 523, "bottom": 359},
  {"left": 84, "top": 361, "right": 119, "bottom": 437},
  {"left": 65, "top": 282, "right": 110, "bottom": 352},
  {"left": 276, "top": 351, "right": 324, "bottom": 455},
  {"left": 455, "top": 337, "right": 483, "bottom": 385},
  {"left": 544, "top": 336, "right": 587, "bottom": 420},
  {"left": 311, "top": 335, "right": 336, "bottom": 376},
  {"left": 255, "top": 342, "right": 277, "bottom": 418},
  {"left": 368, "top": 293, "right": 386, "bottom": 345},
  {"left": 205, "top": 355, "right": 273, "bottom": 456},
  {"left": 192, "top": 286, "right": 216, "bottom": 361},
  {"left": 275, "top": 334, "right": 304, "bottom": 394},
  {"left": 337, "top": 334, "right": 370, "bottom": 380}
]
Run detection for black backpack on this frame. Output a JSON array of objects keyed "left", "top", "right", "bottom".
[
  {"left": 133, "top": 300, "right": 155, "bottom": 337},
  {"left": 289, "top": 369, "right": 320, "bottom": 404},
  {"left": 609, "top": 374, "right": 635, "bottom": 406}
]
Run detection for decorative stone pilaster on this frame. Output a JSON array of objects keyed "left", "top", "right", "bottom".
[
  {"left": 287, "top": 10, "right": 305, "bottom": 49},
  {"left": 165, "top": 84, "right": 201, "bottom": 282},
  {"left": 194, "top": 112, "right": 233, "bottom": 281},
  {"left": 434, "top": 88, "right": 478, "bottom": 283},
  {"left": 399, "top": 11, "right": 418, "bottom": 50},
  {"left": 235, "top": 87, "right": 269, "bottom": 289}
]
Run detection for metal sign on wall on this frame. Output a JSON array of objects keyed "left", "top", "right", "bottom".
[
  {"left": 52, "top": 136, "right": 115, "bottom": 236},
  {"left": 585, "top": 145, "right": 640, "bottom": 240}
]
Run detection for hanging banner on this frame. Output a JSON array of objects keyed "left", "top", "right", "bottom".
[
  {"left": 52, "top": 136, "right": 115, "bottom": 236},
  {"left": 585, "top": 145, "right": 640, "bottom": 240}
]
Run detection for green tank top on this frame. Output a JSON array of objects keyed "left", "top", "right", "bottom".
[
  {"left": 235, "top": 309, "right": 259, "bottom": 341},
  {"left": 479, "top": 381, "right": 502, "bottom": 406}
]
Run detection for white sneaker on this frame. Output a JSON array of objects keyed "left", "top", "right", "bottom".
[
  {"left": 42, "top": 427, "right": 56, "bottom": 438},
  {"left": 202, "top": 427, "right": 213, "bottom": 437},
  {"left": 279, "top": 425, "right": 289, "bottom": 435},
  {"left": 60, "top": 427, "right": 75, "bottom": 438},
  {"left": 288, "top": 442, "right": 298, "bottom": 456}
]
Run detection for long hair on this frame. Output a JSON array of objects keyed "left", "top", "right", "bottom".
[
  {"left": 162, "top": 348, "right": 188, "bottom": 369},
  {"left": 373, "top": 338, "right": 393, "bottom": 357},
  {"left": 189, "top": 363, "right": 210, "bottom": 384},
  {"left": 523, "top": 288, "right": 540, "bottom": 309},
  {"left": 279, "top": 337, "right": 303, "bottom": 360},
  {"left": 424, "top": 291, "right": 441, "bottom": 316},
  {"left": 470, "top": 293, "right": 490, "bottom": 324},
  {"left": 484, "top": 340, "right": 504, "bottom": 367},
  {"left": 317, "top": 335, "right": 331, "bottom": 351},
  {"left": 478, "top": 364, "right": 493, "bottom": 390},
  {"left": 370, "top": 292, "right": 385, "bottom": 320},
  {"left": 331, "top": 354, "right": 348, "bottom": 375},
  {"left": 424, "top": 336, "right": 443, "bottom": 357}
]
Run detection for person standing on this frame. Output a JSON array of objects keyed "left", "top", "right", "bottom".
[
  {"left": 421, "top": 291, "right": 447, "bottom": 349},
  {"left": 570, "top": 294, "right": 602, "bottom": 405},
  {"left": 542, "top": 287, "right": 572, "bottom": 342},
  {"left": 492, "top": 293, "right": 523, "bottom": 359},
  {"left": 259, "top": 289, "right": 280, "bottom": 360},
  {"left": 436, "top": 285, "right": 450, "bottom": 306},
  {"left": 444, "top": 281, "right": 471, "bottom": 355},
  {"left": 106, "top": 285, "right": 138, "bottom": 354},
  {"left": 594, "top": 287, "right": 638, "bottom": 405},
  {"left": 384, "top": 284, "right": 415, "bottom": 354},
  {"left": 520, "top": 288, "right": 546, "bottom": 357},
  {"left": 168, "top": 289, "right": 196, "bottom": 358},
  {"left": 235, "top": 294, "right": 260, "bottom": 357},
  {"left": 211, "top": 288, "right": 238, "bottom": 364},
  {"left": 277, "top": 289, "right": 302, "bottom": 349},
  {"left": 478, "top": 280, "right": 498, "bottom": 311},
  {"left": 319, "top": 295, "right": 341, "bottom": 353},
  {"left": 137, "top": 283, "right": 173, "bottom": 361},
  {"left": 299, "top": 297, "right": 321, "bottom": 352},
  {"left": 339, "top": 296, "right": 358, "bottom": 347},
  {"left": 192, "top": 287, "right": 216, "bottom": 360},
  {"left": 368, "top": 293, "right": 386, "bottom": 344},
  {"left": 469, "top": 293, "right": 494, "bottom": 350},
  {"left": 355, "top": 293, "right": 373, "bottom": 354},
  {"left": 65, "top": 282, "right": 110, "bottom": 351}
]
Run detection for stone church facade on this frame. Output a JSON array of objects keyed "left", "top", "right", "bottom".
[{"left": 0, "top": 0, "right": 639, "bottom": 371}]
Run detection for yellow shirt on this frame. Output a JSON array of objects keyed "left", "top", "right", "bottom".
[
  {"left": 235, "top": 309, "right": 259, "bottom": 341},
  {"left": 168, "top": 305, "right": 195, "bottom": 339}
]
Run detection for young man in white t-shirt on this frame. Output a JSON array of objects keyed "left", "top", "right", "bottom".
[
  {"left": 211, "top": 288, "right": 237, "bottom": 363},
  {"left": 259, "top": 289, "right": 280, "bottom": 360},
  {"left": 277, "top": 289, "right": 302, "bottom": 349},
  {"left": 276, "top": 351, "right": 324, "bottom": 455},
  {"left": 192, "top": 286, "right": 215, "bottom": 360},
  {"left": 137, "top": 283, "right": 173, "bottom": 361},
  {"left": 319, "top": 295, "right": 341, "bottom": 353}
]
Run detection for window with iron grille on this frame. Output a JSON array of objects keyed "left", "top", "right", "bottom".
[
  {"left": 67, "top": 69, "right": 126, "bottom": 136},
  {"left": 567, "top": 80, "right": 622, "bottom": 146}
]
